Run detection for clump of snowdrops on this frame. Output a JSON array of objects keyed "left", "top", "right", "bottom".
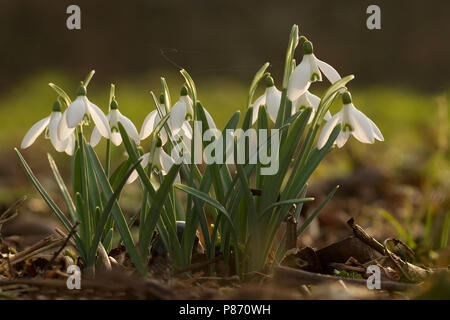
[{"left": 16, "top": 25, "right": 383, "bottom": 277}]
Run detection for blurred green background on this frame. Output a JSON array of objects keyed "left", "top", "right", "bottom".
[{"left": 0, "top": 1, "right": 449, "bottom": 256}]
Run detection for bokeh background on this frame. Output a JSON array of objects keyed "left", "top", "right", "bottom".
[{"left": 0, "top": 0, "right": 449, "bottom": 262}]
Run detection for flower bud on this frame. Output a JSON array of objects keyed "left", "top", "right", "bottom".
[
  {"left": 77, "top": 82, "right": 87, "bottom": 96},
  {"left": 303, "top": 41, "right": 313, "bottom": 55},
  {"left": 156, "top": 136, "right": 163, "bottom": 147},
  {"left": 110, "top": 99, "right": 118, "bottom": 110},
  {"left": 265, "top": 76, "right": 275, "bottom": 88},
  {"left": 342, "top": 92, "right": 352, "bottom": 104},
  {"left": 180, "top": 86, "right": 188, "bottom": 96},
  {"left": 52, "top": 100, "right": 62, "bottom": 112}
]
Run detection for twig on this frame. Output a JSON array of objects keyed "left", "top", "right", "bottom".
[
  {"left": 9, "top": 236, "right": 54, "bottom": 263},
  {"left": 329, "top": 263, "right": 366, "bottom": 274},
  {"left": 383, "top": 238, "right": 431, "bottom": 282},
  {"left": 285, "top": 206, "right": 298, "bottom": 250},
  {"left": 0, "top": 196, "right": 26, "bottom": 220},
  {"left": 347, "top": 218, "right": 385, "bottom": 255},
  {"left": 38, "top": 222, "right": 80, "bottom": 277}
]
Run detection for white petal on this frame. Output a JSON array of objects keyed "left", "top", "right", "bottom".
[
  {"left": 368, "top": 118, "right": 384, "bottom": 141},
  {"left": 317, "top": 111, "right": 342, "bottom": 149},
  {"left": 111, "top": 131, "right": 122, "bottom": 146},
  {"left": 315, "top": 56, "right": 341, "bottom": 84},
  {"left": 294, "top": 92, "right": 314, "bottom": 123},
  {"left": 347, "top": 104, "right": 375, "bottom": 144},
  {"left": 127, "top": 153, "right": 150, "bottom": 184},
  {"left": 159, "top": 128, "right": 169, "bottom": 145},
  {"left": 307, "top": 54, "right": 322, "bottom": 82},
  {"left": 109, "top": 109, "right": 118, "bottom": 126},
  {"left": 324, "top": 110, "right": 332, "bottom": 121},
  {"left": 64, "top": 133, "right": 76, "bottom": 156},
  {"left": 181, "top": 121, "right": 193, "bottom": 140},
  {"left": 66, "top": 96, "right": 86, "bottom": 128},
  {"left": 265, "top": 86, "right": 282, "bottom": 123},
  {"left": 182, "top": 95, "right": 194, "bottom": 116},
  {"left": 90, "top": 127, "right": 102, "bottom": 147},
  {"left": 86, "top": 99, "right": 110, "bottom": 138},
  {"left": 21, "top": 116, "right": 51, "bottom": 149},
  {"left": 118, "top": 111, "right": 139, "bottom": 145},
  {"left": 304, "top": 91, "right": 332, "bottom": 121},
  {"left": 335, "top": 130, "right": 350, "bottom": 148},
  {"left": 305, "top": 91, "right": 320, "bottom": 111},
  {"left": 287, "top": 59, "right": 311, "bottom": 101},
  {"left": 48, "top": 112, "right": 67, "bottom": 152},
  {"left": 58, "top": 110, "right": 75, "bottom": 141},
  {"left": 251, "top": 93, "right": 266, "bottom": 124},
  {"left": 158, "top": 149, "right": 175, "bottom": 175},
  {"left": 140, "top": 110, "right": 159, "bottom": 140},
  {"left": 170, "top": 100, "right": 187, "bottom": 134}
]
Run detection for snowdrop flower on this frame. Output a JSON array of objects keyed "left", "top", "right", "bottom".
[
  {"left": 140, "top": 94, "right": 169, "bottom": 145},
  {"left": 58, "top": 84, "right": 110, "bottom": 141},
  {"left": 127, "top": 138, "right": 179, "bottom": 184},
  {"left": 251, "top": 76, "right": 282, "bottom": 124},
  {"left": 293, "top": 91, "right": 331, "bottom": 124},
  {"left": 170, "top": 86, "right": 194, "bottom": 138},
  {"left": 287, "top": 41, "right": 341, "bottom": 102},
  {"left": 21, "top": 101, "right": 75, "bottom": 155},
  {"left": 140, "top": 90, "right": 214, "bottom": 144},
  {"left": 171, "top": 87, "right": 216, "bottom": 131},
  {"left": 90, "top": 99, "right": 139, "bottom": 147},
  {"left": 317, "top": 92, "right": 384, "bottom": 149},
  {"left": 171, "top": 130, "right": 192, "bottom": 164}
]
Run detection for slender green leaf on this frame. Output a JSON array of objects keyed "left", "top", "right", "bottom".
[
  {"left": 87, "top": 159, "right": 141, "bottom": 266},
  {"left": 247, "top": 62, "right": 270, "bottom": 109},
  {"left": 48, "top": 83, "right": 71, "bottom": 106},
  {"left": 139, "top": 163, "right": 182, "bottom": 261},
  {"left": 84, "top": 144, "right": 146, "bottom": 276},
  {"left": 47, "top": 153, "right": 77, "bottom": 222},
  {"left": 14, "top": 148, "right": 86, "bottom": 258},
  {"left": 261, "top": 198, "right": 314, "bottom": 216},
  {"left": 297, "top": 185, "right": 339, "bottom": 237}
]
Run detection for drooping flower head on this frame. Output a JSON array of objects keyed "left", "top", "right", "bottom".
[
  {"left": 90, "top": 98, "right": 140, "bottom": 147},
  {"left": 58, "top": 83, "right": 110, "bottom": 141},
  {"left": 21, "top": 100, "right": 75, "bottom": 155},
  {"left": 170, "top": 86, "right": 194, "bottom": 138},
  {"left": 127, "top": 137, "right": 179, "bottom": 184},
  {"left": 292, "top": 91, "right": 331, "bottom": 124},
  {"left": 287, "top": 40, "right": 341, "bottom": 102},
  {"left": 317, "top": 91, "right": 384, "bottom": 149},
  {"left": 251, "top": 76, "right": 282, "bottom": 124},
  {"left": 140, "top": 94, "right": 169, "bottom": 145}
]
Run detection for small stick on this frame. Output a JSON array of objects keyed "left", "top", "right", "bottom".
[
  {"left": 329, "top": 263, "right": 366, "bottom": 274},
  {"left": 347, "top": 218, "right": 385, "bottom": 255},
  {"left": 9, "top": 236, "right": 54, "bottom": 263},
  {"left": 285, "top": 207, "right": 298, "bottom": 250},
  {"left": 38, "top": 222, "right": 80, "bottom": 277},
  {"left": 0, "top": 196, "right": 26, "bottom": 220}
]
